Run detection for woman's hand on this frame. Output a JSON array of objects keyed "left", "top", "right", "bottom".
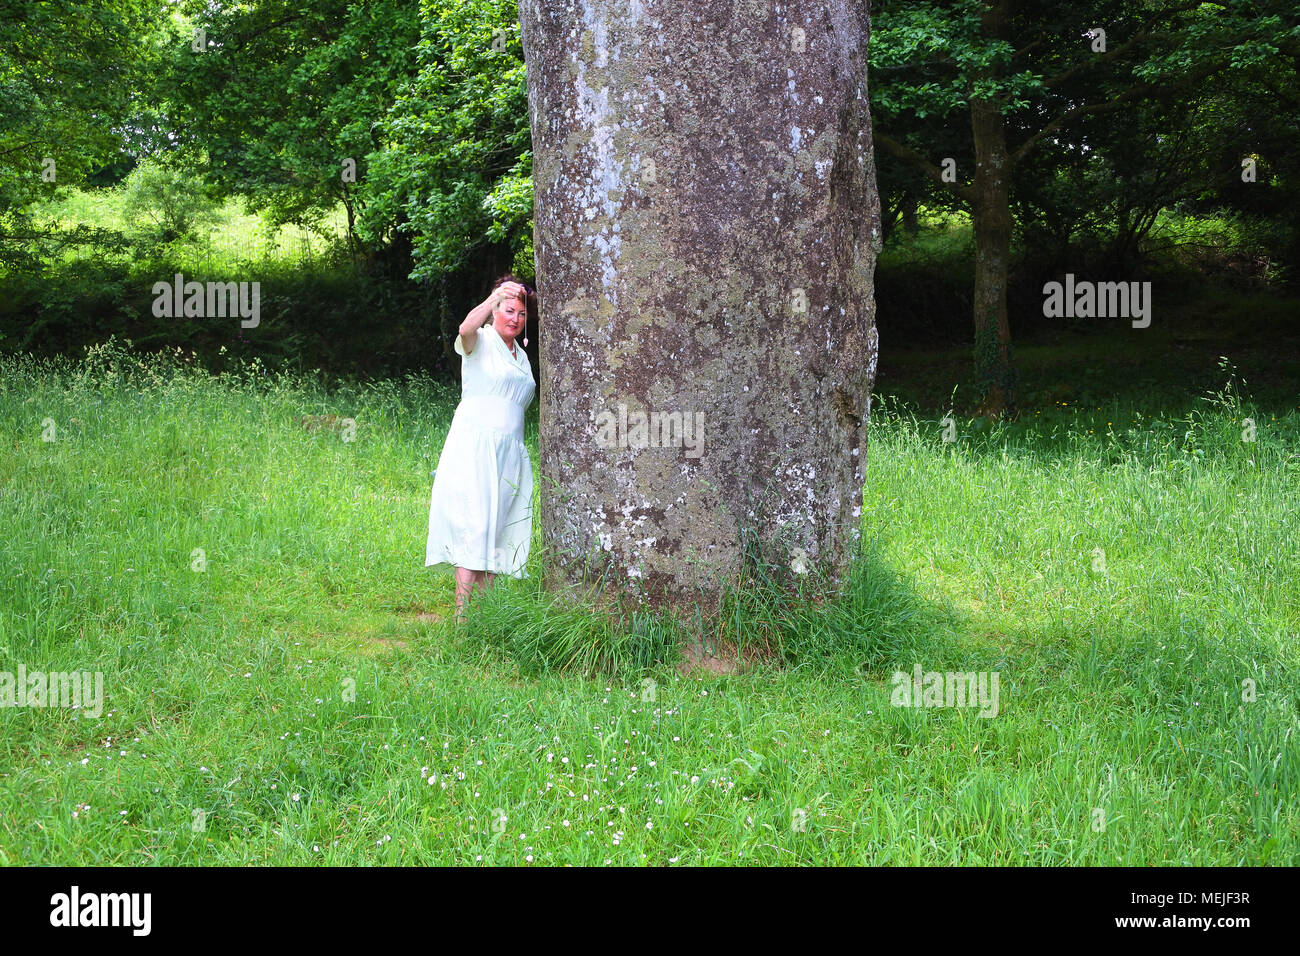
[
  {"left": 489, "top": 282, "right": 530, "bottom": 317},
  {"left": 459, "top": 282, "right": 531, "bottom": 353}
]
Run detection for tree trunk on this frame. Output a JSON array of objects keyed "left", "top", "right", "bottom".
[
  {"left": 519, "top": 0, "right": 881, "bottom": 618},
  {"left": 970, "top": 0, "right": 1015, "bottom": 418},
  {"left": 902, "top": 194, "right": 919, "bottom": 236}
]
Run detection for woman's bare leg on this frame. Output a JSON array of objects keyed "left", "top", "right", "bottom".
[
  {"left": 454, "top": 567, "right": 477, "bottom": 621},
  {"left": 455, "top": 568, "right": 498, "bottom": 621}
]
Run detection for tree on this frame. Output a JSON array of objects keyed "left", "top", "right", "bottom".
[
  {"left": 372, "top": 0, "right": 535, "bottom": 283},
  {"left": 870, "top": 0, "right": 1299, "bottom": 416},
  {"left": 165, "top": 0, "right": 424, "bottom": 257},
  {"left": 520, "top": 0, "right": 881, "bottom": 618},
  {"left": 164, "top": 0, "right": 536, "bottom": 286},
  {"left": 0, "top": 0, "right": 163, "bottom": 271}
]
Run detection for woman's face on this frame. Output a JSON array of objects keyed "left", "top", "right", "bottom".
[{"left": 493, "top": 294, "right": 526, "bottom": 343}]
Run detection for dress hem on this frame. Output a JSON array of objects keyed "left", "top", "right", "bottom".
[{"left": 425, "top": 557, "right": 529, "bottom": 579}]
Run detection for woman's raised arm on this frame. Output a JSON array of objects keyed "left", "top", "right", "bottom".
[{"left": 457, "top": 294, "right": 496, "bottom": 356}]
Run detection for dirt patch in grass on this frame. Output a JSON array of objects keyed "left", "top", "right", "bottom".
[
  {"left": 394, "top": 603, "right": 451, "bottom": 625},
  {"left": 676, "top": 638, "right": 770, "bottom": 677}
]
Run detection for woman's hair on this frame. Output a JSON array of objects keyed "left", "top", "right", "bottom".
[{"left": 491, "top": 273, "right": 536, "bottom": 323}]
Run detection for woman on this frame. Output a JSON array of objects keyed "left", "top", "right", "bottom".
[{"left": 425, "top": 274, "right": 537, "bottom": 620}]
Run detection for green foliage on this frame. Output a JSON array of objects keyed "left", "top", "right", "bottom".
[
  {"left": 162, "top": 0, "right": 531, "bottom": 281},
  {"left": 0, "top": 186, "right": 438, "bottom": 378},
  {"left": 872, "top": 0, "right": 1300, "bottom": 279},
  {"left": 368, "top": 0, "right": 533, "bottom": 280},
  {"left": 870, "top": 0, "right": 1036, "bottom": 118},
  {"left": 166, "top": 0, "right": 424, "bottom": 248},
  {"left": 119, "top": 158, "right": 222, "bottom": 245},
  {"left": 0, "top": 0, "right": 167, "bottom": 279},
  {"left": 0, "top": 0, "right": 165, "bottom": 212}
]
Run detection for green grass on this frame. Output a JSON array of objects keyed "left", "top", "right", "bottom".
[{"left": 0, "top": 339, "right": 1296, "bottom": 865}]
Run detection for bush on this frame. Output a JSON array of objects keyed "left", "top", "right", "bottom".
[{"left": 119, "top": 158, "right": 223, "bottom": 246}]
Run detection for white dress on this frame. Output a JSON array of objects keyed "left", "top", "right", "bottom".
[{"left": 425, "top": 323, "right": 536, "bottom": 577}]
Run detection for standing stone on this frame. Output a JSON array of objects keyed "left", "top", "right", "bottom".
[{"left": 519, "top": 0, "right": 881, "bottom": 617}]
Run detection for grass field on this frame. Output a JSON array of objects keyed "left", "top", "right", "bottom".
[{"left": 0, "top": 338, "right": 1296, "bottom": 865}]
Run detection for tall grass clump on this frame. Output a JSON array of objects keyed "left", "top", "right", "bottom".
[{"left": 455, "top": 552, "right": 684, "bottom": 678}]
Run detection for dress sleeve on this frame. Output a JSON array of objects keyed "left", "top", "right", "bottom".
[{"left": 454, "top": 326, "right": 482, "bottom": 358}]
